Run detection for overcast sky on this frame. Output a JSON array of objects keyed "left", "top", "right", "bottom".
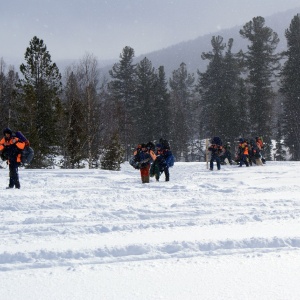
[{"left": 1, "top": 0, "right": 300, "bottom": 65}]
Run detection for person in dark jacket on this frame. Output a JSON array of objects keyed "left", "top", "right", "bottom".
[
  {"left": 208, "top": 142, "right": 223, "bottom": 170},
  {"left": 0, "top": 128, "right": 25, "bottom": 189},
  {"left": 150, "top": 144, "right": 171, "bottom": 181},
  {"left": 249, "top": 139, "right": 263, "bottom": 166},
  {"left": 133, "top": 143, "right": 156, "bottom": 183},
  {"left": 238, "top": 138, "right": 249, "bottom": 167},
  {"left": 220, "top": 142, "right": 233, "bottom": 165}
]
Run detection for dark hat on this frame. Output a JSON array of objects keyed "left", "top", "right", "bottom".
[{"left": 3, "top": 127, "right": 12, "bottom": 135}]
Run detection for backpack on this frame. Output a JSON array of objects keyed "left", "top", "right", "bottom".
[
  {"left": 256, "top": 137, "right": 264, "bottom": 149},
  {"left": 159, "top": 138, "right": 170, "bottom": 150},
  {"left": 15, "top": 131, "right": 34, "bottom": 165},
  {"left": 164, "top": 150, "right": 175, "bottom": 167},
  {"left": 211, "top": 136, "right": 222, "bottom": 146},
  {"left": 129, "top": 155, "right": 140, "bottom": 169},
  {"left": 165, "top": 154, "right": 175, "bottom": 167}
]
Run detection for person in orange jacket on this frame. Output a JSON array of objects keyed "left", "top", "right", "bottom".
[
  {"left": 255, "top": 136, "right": 266, "bottom": 164},
  {"left": 238, "top": 138, "right": 249, "bottom": 167},
  {"left": 133, "top": 143, "right": 156, "bottom": 183},
  {"left": 0, "top": 128, "right": 25, "bottom": 189}
]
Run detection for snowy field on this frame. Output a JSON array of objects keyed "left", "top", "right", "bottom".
[{"left": 1, "top": 161, "right": 300, "bottom": 300}]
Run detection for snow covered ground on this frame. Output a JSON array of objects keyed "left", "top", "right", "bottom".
[{"left": 1, "top": 161, "right": 300, "bottom": 300}]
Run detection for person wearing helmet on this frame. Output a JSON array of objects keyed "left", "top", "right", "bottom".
[
  {"left": 208, "top": 141, "right": 223, "bottom": 170},
  {"left": 0, "top": 127, "right": 25, "bottom": 189}
]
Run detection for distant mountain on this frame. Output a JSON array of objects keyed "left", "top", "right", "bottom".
[{"left": 100, "top": 7, "right": 300, "bottom": 80}]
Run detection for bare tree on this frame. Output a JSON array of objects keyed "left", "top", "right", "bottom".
[{"left": 76, "top": 53, "right": 103, "bottom": 168}]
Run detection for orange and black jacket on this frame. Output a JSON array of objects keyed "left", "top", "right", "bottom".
[
  {"left": 239, "top": 142, "right": 249, "bottom": 155},
  {"left": 208, "top": 144, "right": 223, "bottom": 158},
  {"left": 0, "top": 136, "right": 25, "bottom": 163}
]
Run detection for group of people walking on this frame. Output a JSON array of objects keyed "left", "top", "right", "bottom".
[
  {"left": 208, "top": 136, "right": 265, "bottom": 170},
  {"left": 130, "top": 139, "right": 174, "bottom": 184},
  {"left": 236, "top": 137, "right": 265, "bottom": 167},
  {"left": 0, "top": 126, "right": 267, "bottom": 188},
  {"left": 131, "top": 136, "right": 266, "bottom": 183}
]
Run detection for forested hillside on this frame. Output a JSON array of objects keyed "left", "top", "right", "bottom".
[{"left": 1, "top": 11, "right": 300, "bottom": 168}]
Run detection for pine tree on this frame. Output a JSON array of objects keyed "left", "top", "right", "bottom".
[
  {"left": 169, "top": 63, "right": 195, "bottom": 159},
  {"left": 152, "top": 66, "right": 171, "bottom": 140},
  {"left": 135, "top": 57, "right": 157, "bottom": 142},
  {"left": 18, "top": 36, "right": 62, "bottom": 168},
  {"left": 101, "top": 132, "right": 124, "bottom": 171},
  {"left": 197, "top": 36, "right": 226, "bottom": 138},
  {"left": 273, "top": 120, "right": 286, "bottom": 161},
  {"left": 280, "top": 14, "right": 300, "bottom": 160},
  {"left": 0, "top": 59, "right": 19, "bottom": 129},
  {"left": 62, "top": 70, "right": 85, "bottom": 168},
  {"left": 108, "top": 46, "right": 137, "bottom": 159},
  {"left": 221, "top": 38, "right": 245, "bottom": 144},
  {"left": 196, "top": 36, "right": 243, "bottom": 145},
  {"left": 240, "top": 17, "right": 280, "bottom": 158},
  {"left": 235, "top": 78, "right": 251, "bottom": 138}
]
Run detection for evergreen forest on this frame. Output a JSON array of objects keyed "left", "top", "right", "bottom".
[{"left": 1, "top": 15, "right": 300, "bottom": 169}]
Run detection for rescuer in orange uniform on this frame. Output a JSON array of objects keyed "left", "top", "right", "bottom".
[
  {"left": 238, "top": 138, "right": 249, "bottom": 167},
  {"left": 0, "top": 128, "right": 25, "bottom": 189}
]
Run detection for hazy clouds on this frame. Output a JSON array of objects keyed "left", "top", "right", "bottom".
[{"left": 1, "top": 0, "right": 300, "bottom": 64}]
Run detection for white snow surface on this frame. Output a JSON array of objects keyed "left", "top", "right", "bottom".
[{"left": 1, "top": 161, "right": 300, "bottom": 300}]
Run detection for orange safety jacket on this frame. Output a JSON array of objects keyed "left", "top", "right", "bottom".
[
  {"left": 239, "top": 142, "right": 249, "bottom": 155},
  {"left": 0, "top": 137, "right": 25, "bottom": 162},
  {"left": 256, "top": 139, "right": 263, "bottom": 150}
]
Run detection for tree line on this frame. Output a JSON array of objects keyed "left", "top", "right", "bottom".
[{"left": 0, "top": 15, "right": 300, "bottom": 168}]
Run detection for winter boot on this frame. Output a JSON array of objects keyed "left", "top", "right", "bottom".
[
  {"left": 144, "top": 175, "right": 150, "bottom": 183},
  {"left": 141, "top": 176, "right": 149, "bottom": 183},
  {"left": 256, "top": 158, "right": 263, "bottom": 166}
]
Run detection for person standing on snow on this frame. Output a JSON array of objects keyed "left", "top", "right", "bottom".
[
  {"left": 133, "top": 143, "right": 156, "bottom": 183},
  {"left": 0, "top": 127, "right": 25, "bottom": 189},
  {"left": 150, "top": 143, "right": 170, "bottom": 182},
  {"left": 208, "top": 142, "right": 223, "bottom": 170},
  {"left": 238, "top": 138, "right": 249, "bottom": 167},
  {"left": 220, "top": 142, "right": 233, "bottom": 165}
]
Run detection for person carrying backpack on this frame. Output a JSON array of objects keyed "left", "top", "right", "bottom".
[
  {"left": 150, "top": 144, "right": 169, "bottom": 182},
  {"left": 256, "top": 136, "right": 266, "bottom": 164},
  {"left": 238, "top": 138, "right": 249, "bottom": 167},
  {"left": 133, "top": 143, "right": 156, "bottom": 183},
  {"left": 220, "top": 142, "right": 233, "bottom": 165},
  {"left": 249, "top": 138, "right": 263, "bottom": 166},
  {"left": 0, "top": 127, "right": 25, "bottom": 189},
  {"left": 208, "top": 143, "right": 222, "bottom": 170},
  {"left": 208, "top": 137, "right": 223, "bottom": 170}
]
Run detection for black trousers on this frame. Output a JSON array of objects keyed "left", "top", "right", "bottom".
[{"left": 9, "top": 160, "right": 20, "bottom": 188}]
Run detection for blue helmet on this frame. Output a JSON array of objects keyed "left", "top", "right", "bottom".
[{"left": 3, "top": 127, "right": 12, "bottom": 135}]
